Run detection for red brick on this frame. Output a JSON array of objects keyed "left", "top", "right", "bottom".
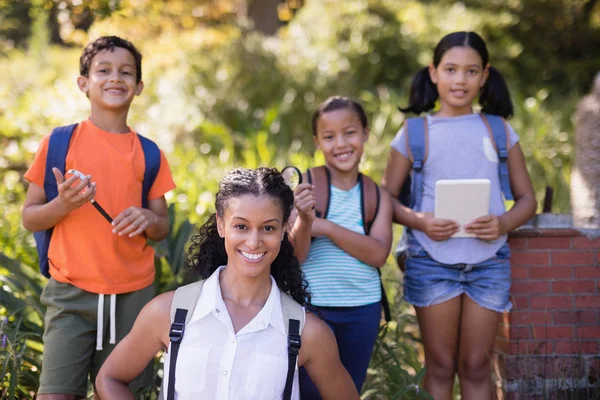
[
  {"left": 509, "top": 326, "right": 532, "bottom": 340},
  {"left": 510, "top": 310, "right": 551, "bottom": 325},
  {"left": 552, "top": 311, "right": 597, "bottom": 324},
  {"left": 577, "top": 326, "right": 600, "bottom": 340},
  {"left": 573, "top": 266, "right": 600, "bottom": 279},
  {"left": 554, "top": 341, "right": 599, "bottom": 354},
  {"left": 552, "top": 280, "right": 596, "bottom": 294},
  {"left": 575, "top": 295, "right": 600, "bottom": 308},
  {"left": 511, "top": 251, "right": 550, "bottom": 266},
  {"left": 529, "top": 266, "right": 573, "bottom": 280},
  {"left": 512, "top": 295, "right": 529, "bottom": 309},
  {"left": 533, "top": 325, "right": 574, "bottom": 340},
  {"left": 509, "top": 236, "right": 528, "bottom": 249},
  {"left": 511, "top": 281, "right": 550, "bottom": 295},
  {"left": 552, "top": 251, "right": 595, "bottom": 266},
  {"left": 511, "top": 266, "right": 529, "bottom": 280},
  {"left": 572, "top": 236, "right": 600, "bottom": 249},
  {"left": 530, "top": 295, "right": 573, "bottom": 309},
  {"left": 528, "top": 237, "right": 571, "bottom": 249},
  {"left": 510, "top": 340, "right": 551, "bottom": 355}
]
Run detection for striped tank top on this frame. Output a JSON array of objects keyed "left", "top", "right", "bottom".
[{"left": 302, "top": 182, "right": 381, "bottom": 307}]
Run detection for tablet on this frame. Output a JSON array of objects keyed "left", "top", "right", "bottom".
[{"left": 434, "top": 179, "right": 491, "bottom": 238}]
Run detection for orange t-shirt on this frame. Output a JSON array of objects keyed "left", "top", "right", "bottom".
[{"left": 24, "top": 120, "right": 176, "bottom": 294}]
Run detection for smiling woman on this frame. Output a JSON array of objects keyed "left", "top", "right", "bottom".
[{"left": 95, "top": 167, "right": 360, "bottom": 400}]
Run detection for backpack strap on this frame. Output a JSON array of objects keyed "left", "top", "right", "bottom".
[
  {"left": 34, "top": 124, "right": 78, "bottom": 278},
  {"left": 166, "top": 280, "right": 205, "bottom": 400},
  {"left": 405, "top": 118, "right": 428, "bottom": 210},
  {"left": 358, "top": 173, "right": 380, "bottom": 236},
  {"left": 280, "top": 292, "right": 305, "bottom": 400},
  {"left": 480, "top": 114, "right": 514, "bottom": 201},
  {"left": 44, "top": 124, "right": 78, "bottom": 199},
  {"left": 306, "top": 166, "right": 331, "bottom": 219},
  {"left": 137, "top": 133, "right": 161, "bottom": 209}
]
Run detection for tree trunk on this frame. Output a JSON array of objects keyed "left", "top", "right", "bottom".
[
  {"left": 571, "top": 73, "right": 600, "bottom": 228},
  {"left": 247, "top": 0, "right": 281, "bottom": 35}
]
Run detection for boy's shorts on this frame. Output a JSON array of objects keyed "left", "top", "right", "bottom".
[
  {"left": 403, "top": 236, "right": 512, "bottom": 313},
  {"left": 38, "top": 278, "right": 155, "bottom": 397}
]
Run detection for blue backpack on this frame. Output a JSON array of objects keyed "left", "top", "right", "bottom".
[
  {"left": 399, "top": 113, "right": 514, "bottom": 209},
  {"left": 33, "top": 124, "right": 161, "bottom": 278},
  {"left": 395, "top": 113, "right": 514, "bottom": 266}
]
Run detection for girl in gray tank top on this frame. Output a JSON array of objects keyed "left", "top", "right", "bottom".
[{"left": 381, "top": 31, "right": 536, "bottom": 400}]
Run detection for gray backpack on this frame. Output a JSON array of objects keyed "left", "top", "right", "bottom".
[{"left": 162, "top": 280, "right": 305, "bottom": 400}]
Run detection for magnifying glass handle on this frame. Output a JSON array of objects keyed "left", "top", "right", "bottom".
[{"left": 91, "top": 199, "right": 113, "bottom": 224}]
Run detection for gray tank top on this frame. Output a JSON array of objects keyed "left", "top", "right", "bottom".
[{"left": 391, "top": 113, "right": 519, "bottom": 264}]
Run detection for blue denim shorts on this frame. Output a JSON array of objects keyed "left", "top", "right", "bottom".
[{"left": 403, "top": 236, "right": 512, "bottom": 312}]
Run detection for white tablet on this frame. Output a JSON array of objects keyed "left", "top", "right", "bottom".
[{"left": 434, "top": 179, "right": 491, "bottom": 238}]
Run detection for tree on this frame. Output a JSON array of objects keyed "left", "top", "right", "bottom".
[{"left": 571, "top": 72, "right": 600, "bottom": 228}]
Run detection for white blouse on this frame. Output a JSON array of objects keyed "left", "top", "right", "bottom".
[{"left": 162, "top": 266, "right": 301, "bottom": 400}]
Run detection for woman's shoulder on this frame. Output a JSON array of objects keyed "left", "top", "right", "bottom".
[
  {"left": 302, "top": 311, "right": 333, "bottom": 341},
  {"left": 141, "top": 290, "right": 175, "bottom": 321}
]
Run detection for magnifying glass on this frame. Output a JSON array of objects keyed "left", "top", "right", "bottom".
[
  {"left": 67, "top": 169, "right": 113, "bottom": 224},
  {"left": 281, "top": 166, "right": 302, "bottom": 191}
]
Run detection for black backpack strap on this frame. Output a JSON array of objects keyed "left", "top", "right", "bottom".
[
  {"left": 358, "top": 173, "right": 380, "bottom": 235},
  {"left": 165, "top": 281, "right": 204, "bottom": 400},
  {"left": 167, "top": 308, "right": 187, "bottom": 400},
  {"left": 377, "top": 269, "right": 391, "bottom": 323},
  {"left": 283, "top": 318, "right": 301, "bottom": 400}
]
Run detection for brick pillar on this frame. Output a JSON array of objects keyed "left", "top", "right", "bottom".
[{"left": 494, "top": 223, "right": 600, "bottom": 399}]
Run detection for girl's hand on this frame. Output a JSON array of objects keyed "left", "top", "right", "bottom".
[
  {"left": 53, "top": 168, "right": 96, "bottom": 213},
  {"left": 294, "top": 183, "right": 316, "bottom": 223},
  {"left": 418, "top": 212, "right": 459, "bottom": 241},
  {"left": 312, "top": 218, "right": 332, "bottom": 238},
  {"left": 112, "top": 207, "right": 157, "bottom": 238},
  {"left": 464, "top": 214, "right": 505, "bottom": 241}
]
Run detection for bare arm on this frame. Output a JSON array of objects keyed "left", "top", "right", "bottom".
[
  {"left": 96, "top": 292, "right": 173, "bottom": 399},
  {"left": 381, "top": 149, "right": 458, "bottom": 240},
  {"left": 312, "top": 189, "right": 393, "bottom": 267},
  {"left": 465, "top": 143, "right": 537, "bottom": 239},
  {"left": 22, "top": 168, "right": 96, "bottom": 232},
  {"left": 290, "top": 183, "right": 316, "bottom": 264},
  {"left": 298, "top": 313, "right": 360, "bottom": 400},
  {"left": 111, "top": 196, "right": 169, "bottom": 241}
]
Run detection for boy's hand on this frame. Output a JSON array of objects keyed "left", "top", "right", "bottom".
[
  {"left": 418, "top": 212, "right": 459, "bottom": 241},
  {"left": 464, "top": 214, "right": 504, "bottom": 241},
  {"left": 294, "top": 183, "right": 316, "bottom": 223},
  {"left": 112, "top": 207, "right": 157, "bottom": 238},
  {"left": 53, "top": 167, "right": 96, "bottom": 213}
]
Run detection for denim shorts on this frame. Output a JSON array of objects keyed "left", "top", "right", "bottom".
[{"left": 403, "top": 236, "right": 512, "bottom": 312}]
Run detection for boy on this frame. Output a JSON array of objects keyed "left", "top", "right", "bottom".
[{"left": 22, "top": 36, "right": 175, "bottom": 399}]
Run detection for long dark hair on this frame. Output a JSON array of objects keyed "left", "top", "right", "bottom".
[
  {"left": 401, "top": 31, "right": 513, "bottom": 118},
  {"left": 187, "top": 167, "right": 311, "bottom": 306}
]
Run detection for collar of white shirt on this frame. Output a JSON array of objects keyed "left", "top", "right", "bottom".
[{"left": 187, "top": 265, "right": 287, "bottom": 336}]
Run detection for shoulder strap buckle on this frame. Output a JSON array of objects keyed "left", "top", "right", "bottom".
[
  {"left": 498, "top": 148, "right": 509, "bottom": 160},
  {"left": 169, "top": 321, "right": 185, "bottom": 343},
  {"left": 412, "top": 159, "right": 423, "bottom": 171},
  {"left": 288, "top": 331, "right": 301, "bottom": 356}
]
